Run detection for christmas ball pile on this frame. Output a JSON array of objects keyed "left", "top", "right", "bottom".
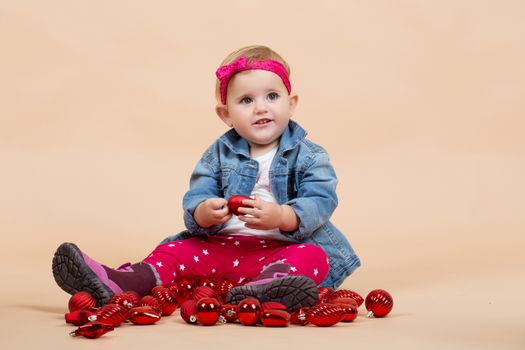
[{"left": 64, "top": 276, "right": 393, "bottom": 339}]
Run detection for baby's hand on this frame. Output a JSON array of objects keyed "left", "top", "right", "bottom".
[
  {"left": 194, "top": 198, "right": 232, "bottom": 228},
  {"left": 237, "top": 195, "right": 285, "bottom": 230}
]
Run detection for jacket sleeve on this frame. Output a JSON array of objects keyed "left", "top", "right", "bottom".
[
  {"left": 284, "top": 151, "right": 338, "bottom": 241},
  {"left": 182, "top": 145, "right": 225, "bottom": 235}
]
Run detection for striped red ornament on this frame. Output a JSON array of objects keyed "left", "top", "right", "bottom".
[
  {"left": 365, "top": 289, "right": 393, "bottom": 318},
  {"left": 89, "top": 303, "right": 129, "bottom": 327},
  {"left": 306, "top": 303, "right": 345, "bottom": 327},
  {"left": 328, "top": 289, "right": 364, "bottom": 307},
  {"left": 68, "top": 291, "right": 97, "bottom": 312},
  {"left": 180, "top": 299, "right": 198, "bottom": 324},
  {"left": 151, "top": 287, "right": 178, "bottom": 316},
  {"left": 108, "top": 291, "right": 140, "bottom": 309}
]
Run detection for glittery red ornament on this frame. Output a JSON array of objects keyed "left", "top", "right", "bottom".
[
  {"left": 65, "top": 309, "right": 95, "bottom": 326},
  {"left": 317, "top": 287, "right": 334, "bottom": 304},
  {"left": 151, "top": 287, "right": 178, "bottom": 316},
  {"left": 139, "top": 295, "right": 163, "bottom": 314},
  {"left": 70, "top": 321, "right": 114, "bottom": 339},
  {"left": 260, "top": 309, "right": 290, "bottom": 327},
  {"left": 237, "top": 298, "right": 261, "bottom": 326},
  {"left": 68, "top": 291, "right": 97, "bottom": 312},
  {"left": 180, "top": 299, "right": 198, "bottom": 324},
  {"left": 290, "top": 307, "right": 309, "bottom": 325},
  {"left": 192, "top": 286, "right": 216, "bottom": 301},
  {"left": 219, "top": 304, "right": 238, "bottom": 323},
  {"left": 365, "top": 289, "right": 393, "bottom": 318},
  {"left": 89, "top": 303, "right": 129, "bottom": 327},
  {"left": 329, "top": 289, "right": 364, "bottom": 307},
  {"left": 108, "top": 291, "right": 140, "bottom": 309},
  {"left": 262, "top": 301, "right": 287, "bottom": 311},
  {"left": 128, "top": 306, "right": 161, "bottom": 325},
  {"left": 306, "top": 304, "right": 345, "bottom": 327},
  {"left": 195, "top": 297, "right": 221, "bottom": 326},
  {"left": 227, "top": 194, "right": 252, "bottom": 215}
]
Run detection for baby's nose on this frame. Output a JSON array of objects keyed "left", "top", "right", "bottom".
[{"left": 254, "top": 99, "right": 268, "bottom": 113}]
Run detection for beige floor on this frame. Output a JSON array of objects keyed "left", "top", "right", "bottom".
[{"left": 1, "top": 241, "right": 523, "bottom": 350}]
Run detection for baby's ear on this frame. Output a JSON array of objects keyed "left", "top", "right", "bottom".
[
  {"left": 216, "top": 104, "right": 232, "bottom": 127},
  {"left": 289, "top": 93, "right": 299, "bottom": 115}
]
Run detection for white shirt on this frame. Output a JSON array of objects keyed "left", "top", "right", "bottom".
[{"left": 220, "top": 147, "right": 295, "bottom": 242}]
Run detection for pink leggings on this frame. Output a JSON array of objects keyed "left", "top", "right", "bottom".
[{"left": 142, "top": 235, "right": 329, "bottom": 286}]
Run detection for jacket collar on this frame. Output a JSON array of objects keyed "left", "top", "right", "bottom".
[{"left": 219, "top": 120, "right": 307, "bottom": 158}]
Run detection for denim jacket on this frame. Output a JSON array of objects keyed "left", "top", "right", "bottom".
[{"left": 160, "top": 120, "right": 360, "bottom": 288}]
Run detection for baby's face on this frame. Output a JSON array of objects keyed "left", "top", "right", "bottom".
[{"left": 222, "top": 70, "right": 297, "bottom": 155}]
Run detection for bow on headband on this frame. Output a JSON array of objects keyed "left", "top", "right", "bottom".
[{"left": 215, "top": 55, "right": 291, "bottom": 104}]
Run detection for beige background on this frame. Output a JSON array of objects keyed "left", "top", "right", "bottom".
[{"left": 1, "top": 1, "right": 524, "bottom": 349}]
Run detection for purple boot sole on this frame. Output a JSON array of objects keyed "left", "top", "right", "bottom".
[
  {"left": 225, "top": 275, "right": 318, "bottom": 312},
  {"left": 52, "top": 242, "right": 116, "bottom": 306}
]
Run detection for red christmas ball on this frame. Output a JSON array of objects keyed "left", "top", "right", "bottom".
[
  {"left": 176, "top": 278, "right": 194, "bottom": 301},
  {"left": 192, "top": 286, "right": 216, "bottom": 301},
  {"left": 260, "top": 309, "right": 290, "bottom": 327},
  {"left": 195, "top": 276, "right": 216, "bottom": 290},
  {"left": 70, "top": 321, "right": 114, "bottom": 339},
  {"left": 219, "top": 304, "right": 238, "bottom": 323},
  {"left": 330, "top": 297, "right": 358, "bottom": 308},
  {"left": 227, "top": 194, "right": 252, "bottom": 215},
  {"left": 306, "top": 304, "right": 346, "bottom": 327},
  {"left": 68, "top": 291, "right": 97, "bottom": 312},
  {"left": 237, "top": 298, "right": 261, "bottom": 326},
  {"left": 195, "top": 297, "right": 221, "bottom": 326},
  {"left": 328, "top": 289, "right": 364, "bottom": 307},
  {"left": 108, "top": 291, "right": 140, "bottom": 309},
  {"left": 262, "top": 301, "right": 287, "bottom": 311},
  {"left": 214, "top": 280, "right": 236, "bottom": 302},
  {"left": 151, "top": 287, "right": 178, "bottom": 316},
  {"left": 180, "top": 299, "right": 198, "bottom": 324},
  {"left": 139, "top": 295, "right": 163, "bottom": 314},
  {"left": 365, "top": 289, "right": 393, "bottom": 318},
  {"left": 290, "top": 307, "right": 309, "bottom": 325},
  {"left": 65, "top": 309, "right": 96, "bottom": 326},
  {"left": 163, "top": 281, "right": 185, "bottom": 303},
  {"left": 150, "top": 285, "right": 165, "bottom": 295},
  {"left": 128, "top": 306, "right": 161, "bottom": 325},
  {"left": 327, "top": 300, "right": 358, "bottom": 322},
  {"left": 89, "top": 303, "right": 129, "bottom": 327},
  {"left": 317, "top": 287, "right": 334, "bottom": 304}
]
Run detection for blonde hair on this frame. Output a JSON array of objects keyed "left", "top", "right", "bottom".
[{"left": 215, "top": 45, "right": 291, "bottom": 103}]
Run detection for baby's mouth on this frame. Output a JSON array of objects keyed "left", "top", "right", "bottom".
[{"left": 254, "top": 118, "right": 272, "bottom": 125}]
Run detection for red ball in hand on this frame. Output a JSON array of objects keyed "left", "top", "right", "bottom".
[{"left": 227, "top": 195, "right": 252, "bottom": 215}]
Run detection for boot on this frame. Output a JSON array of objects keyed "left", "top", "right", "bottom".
[
  {"left": 52, "top": 242, "right": 158, "bottom": 306},
  {"left": 225, "top": 263, "right": 318, "bottom": 312}
]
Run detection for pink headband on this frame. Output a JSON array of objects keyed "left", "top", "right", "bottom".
[{"left": 216, "top": 55, "right": 291, "bottom": 104}]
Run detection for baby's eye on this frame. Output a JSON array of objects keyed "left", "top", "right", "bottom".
[
  {"left": 267, "top": 92, "right": 279, "bottom": 101},
  {"left": 240, "top": 97, "right": 252, "bottom": 104}
]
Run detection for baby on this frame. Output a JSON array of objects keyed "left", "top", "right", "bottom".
[{"left": 52, "top": 45, "right": 360, "bottom": 312}]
